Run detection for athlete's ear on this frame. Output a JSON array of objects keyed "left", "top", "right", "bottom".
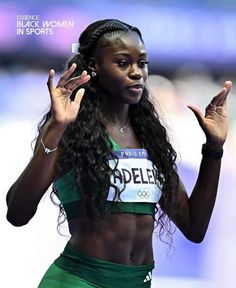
[{"left": 88, "top": 57, "right": 97, "bottom": 74}]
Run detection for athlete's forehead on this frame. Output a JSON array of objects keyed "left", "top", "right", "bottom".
[
  {"left": 113, "top": 34, "right": 145, "bottom": 52},
  {"left": 104, "top": 32, "right": 147, "bottom": 56},
  {"left": 98, "top": 32, "right": 147, "bottom": 58}
]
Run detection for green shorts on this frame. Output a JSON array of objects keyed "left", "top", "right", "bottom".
[{"left": 38, "top": 242, "right": 154, "bottom": 288}]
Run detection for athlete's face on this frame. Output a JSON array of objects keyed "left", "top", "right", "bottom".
[{"left": 94, "top": 32, "right": 148, "bottom": 105}]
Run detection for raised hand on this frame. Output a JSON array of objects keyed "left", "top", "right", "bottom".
[
  {"left": 47, "top": 63, "right": 90, "bottom": 128},
  {"left": 188, "top": 81, "right": 232, "bottom": 148}
]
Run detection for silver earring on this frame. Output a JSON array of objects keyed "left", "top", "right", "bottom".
[{"left": 91, "top": 71, "right": 97, "bottom": 77}]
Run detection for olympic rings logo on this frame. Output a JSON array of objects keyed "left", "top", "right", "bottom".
[{"left": 137, "top": 190, "right": 150, "bottom": 199}]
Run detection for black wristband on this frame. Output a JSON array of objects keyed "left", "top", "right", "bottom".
[{"left": 201, "top": 143, "right": 223, "bottom": 160}]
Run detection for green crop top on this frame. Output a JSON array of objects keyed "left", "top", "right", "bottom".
[{"left": 53, "top": 138, "right": 162, "bottom": 220}]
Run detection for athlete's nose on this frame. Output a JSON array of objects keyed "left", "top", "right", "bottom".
[{"left": 129, "top": 64, "right": 142, "bottom": 79}]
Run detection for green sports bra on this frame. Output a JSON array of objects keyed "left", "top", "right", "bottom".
[{"left": 53, "top": 138, "right": 162, "bottom": 220}]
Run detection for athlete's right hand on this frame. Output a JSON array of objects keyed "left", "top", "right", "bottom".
[{"left": 47, "top": 63, "right": 90, "bottom": 128}]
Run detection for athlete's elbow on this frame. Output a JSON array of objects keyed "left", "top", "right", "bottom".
[
  {"left": 189, "top": 234, "right": 205, "bottom": 244},
  {"left": 6, "top": 207, "right": 35, "bottom": 227},
  {"left": 185, "top": 230, "right": 206, "bottom": 243},
  {"left": 6, "top": 212, "right": 30, "bottom": 226}
]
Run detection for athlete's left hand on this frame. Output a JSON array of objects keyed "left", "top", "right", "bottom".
[{"left": 187, "top": 81, "right": 232, "bottom": 148}]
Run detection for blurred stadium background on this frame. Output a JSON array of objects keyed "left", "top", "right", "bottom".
[{"left": 1, "top": 1, "right": 236, "bottom": 287}]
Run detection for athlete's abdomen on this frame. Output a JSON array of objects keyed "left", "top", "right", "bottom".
[{"left": 69, "top": 213, "right": 154, "bottom": 265}]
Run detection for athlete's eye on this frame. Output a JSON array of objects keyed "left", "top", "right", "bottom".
[
  {"left": 139, "top": 60, "right": 149, "bottom": 68},
  {"left": 117, "top": 60, "right": 129, "bottom": 68}
]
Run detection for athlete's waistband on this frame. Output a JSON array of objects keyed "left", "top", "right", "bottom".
[{"left": 54, "top": 241, "right": 155, "bottom": 288}]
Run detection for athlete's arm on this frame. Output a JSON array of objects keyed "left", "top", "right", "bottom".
[
  {"left": 165, "top": 157, "right": 221, "bottom": 243},
  {"left": 6, "top": 121, "right": 65, "bottom": 226},
  {"left": 6, "top": 65, "right": 90, "bottom": 226}
]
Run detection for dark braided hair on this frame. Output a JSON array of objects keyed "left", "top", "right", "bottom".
[
  {"left": 78, "top": 19, "right": 142, "bottom": 56},
  {"left": 37, "top": 19, "right": 179, "bottom": 241}
]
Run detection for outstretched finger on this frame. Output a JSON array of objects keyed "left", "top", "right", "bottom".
[
  {"left": 187, "top": 105, "right": 204, "bottom": 128},
  {"left": 217, "top": 81, "right": 232, "bottom": 106},
  {"left": 57, "top": 63, "right": 77, "bottom": 88},
  {"left": 209, "top": 80, "right": 232, "bottom": 108},
  {"left": 73, "top": 88, "right": 85, "bottom": 106},
  {"left": 47, "top": 69, "right": 55, "bottom": 94},
  {"left": 208, "top": 88, "right": 227, "bottom": 108},
  {"left": 65, "top": 72, "right": 91, "bottom": 91}
]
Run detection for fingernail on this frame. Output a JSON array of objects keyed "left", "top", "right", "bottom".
[{"left": 225, "top": 80, "right": 232, "bottom": 86}]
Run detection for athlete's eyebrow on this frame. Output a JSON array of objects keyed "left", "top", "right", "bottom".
[{"left": 113, "top": 52, "right": 148, "bottom": 57}]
